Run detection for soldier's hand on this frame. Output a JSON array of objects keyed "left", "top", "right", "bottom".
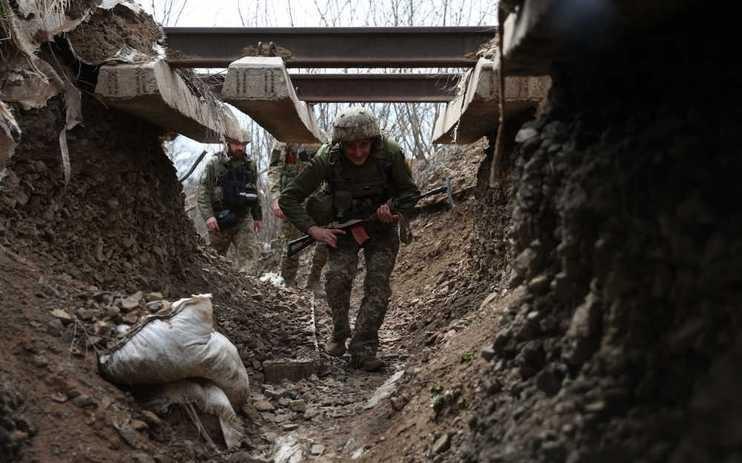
[
  {"left": 308, "top": 226, "right": 346, "bottom": 248},
  {"left": 207, "top": 216, "right": 220, "bottom": 232},
  {"left": 376, "top": 203, "right": 400, "bottom": 223},
  {"left": 254, "top": 220, "right": 263, "bottom": 233},
  {"left": 272, "top": 198, "right": 286, "bottom": 219}
]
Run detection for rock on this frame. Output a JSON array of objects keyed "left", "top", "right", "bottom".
[
  {"left": 390, "top": 395, "right": 408, "bottom": 411},
  {"left": 536, "top": 368, "right": 562, "bottom": 396},
  {"left": 50, "top": 392, "right": 68, "bottom": 403},
  {"left": 131, "top": 420, "right": 149, "bottom": 431},
  {"left": 263, "top": 386, "right": 289, "bottom": 399},
  {"left": 480, "top": 344, "right": 496, "bottom": 362},
  {"left": 310, "top": 444, "right": 325, "bottom": 456},
  {"left": 123, "top": 312, "right": 140, "bottom": 325},
  {"left": 114, "top": 422, "right": 146, "bottom": 449},
  {"left": 31, "top": 355, "right": 48, "bottom": 368},
  {"left": 50, "top": 309, "right": 73, "bottom": 324},
  {"left": 515, "top": 127, "right": 539, "bottom": 144},
  {"left": 278, "top": 397, "right": 291, "bottom": 407},
  {"left": 432, "top": 433, "right": 451, "bottom": 454},
  {"left": 513, "top": 247, "right": 538, "bottom": 280},
  {"left": 72, "top": 394, "right": 97, "bottom": 408},
  {"left": 288, "top": 399, "right": 307, "bottom": 413},
  {"left": 144, "top": 292, "right": 164, "bottom": 302},
  {"left": 46, "top": 318, "right": 65, "bottom": 336},
  {"left": 263, "top": 359, "right": 318, "bottom": 383},
  {"left": 119, "top": 292, "right": 143, "bottom": 312},
  {"left": 282, "top": 423, "right": 299, "bottom": 431},
  {"left": 492, "top": 329, "right": 513, "bottom": 355},
  {"left": 75, "top": 308, "right": 96, "bottom": 322},
  {"left": 254, "top": 400, "right": 274, "bottom": 412},
  {"left": 564, "top": 292, "right": 602, "bottom": 366},
  {"left": 584, "top": 400, "right": 605, "bottom": 413},
  {"left": 527, "top": 275, "right": 550, "bottom": 295},
  {"left": 304, "top": 407, "right": 320, "bottom": 420},
  {"left": 140, "top": 411, "right": 162, "bottom": 427}
]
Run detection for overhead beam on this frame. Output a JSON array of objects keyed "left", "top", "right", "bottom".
[
  {"left": 222, "top": 57, "right": 324, "bottom": 144},
  {"left": 290, "top": 73, "right": 460, "bottom": 103},
  {"left": 433, "top": 58, "right": 550, "bottom": 145},
  {"left": 95, "top": 60, "right": 245, "bottom": 143},
  {"left": 164, "top": 27, "right": 495, "bottom": 68},
  {"left": 200, "top": 73, "right": 462, "bottom": 103}
]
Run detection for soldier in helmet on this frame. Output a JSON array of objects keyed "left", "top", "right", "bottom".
[
  {"left": 279, "top": 108, "right": 420, "bottom": 371},
  {"left": 268, "top": 141, "right": 328, "bottom": 289},
  {"left": 197, "top": 132, "right": 263, "bottom": 274}
]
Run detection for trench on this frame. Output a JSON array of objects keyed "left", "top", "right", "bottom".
[{"left": 2, "top": 2, "right": 741, "bottom": 463}]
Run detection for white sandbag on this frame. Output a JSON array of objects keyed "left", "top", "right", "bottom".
[
  {"left": 98, "top": 294, "right": 249, "bottom": 408},
  {"left": 149, "top": 379, "right": 245, "bottom": 449}
]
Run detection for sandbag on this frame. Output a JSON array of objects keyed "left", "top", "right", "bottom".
[
  {"left": 149, "top": 379, "right": 244, "bottom": 449},
  {"left": 98, "top": 294, "right": 249, "bottom": 408}
]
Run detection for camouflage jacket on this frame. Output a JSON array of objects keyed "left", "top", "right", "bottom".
[
  {"left": 197, "top": 153, "right": 262, "bottom": 222},
  {"left": 267, "top": 142, "right": 314, "bottom": 198},
  {"left": 278, "top": 137, "right": 420, "bottom": 233}
]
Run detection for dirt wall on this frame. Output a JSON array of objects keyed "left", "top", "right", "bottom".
[{"left": 461, "top": 7, "right": 741, "bottom": 463}]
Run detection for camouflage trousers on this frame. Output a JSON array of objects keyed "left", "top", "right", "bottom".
[
  {"left": 325, "top": 223, "right": 399, "bottom": 359},
  {"left": 208, "top": 219, "right": 258, "bottom": 275},
  {"left": 279, "top": 220, "right": 328, "bottom": 287}
]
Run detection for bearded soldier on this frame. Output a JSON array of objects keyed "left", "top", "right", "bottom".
[
  {"left": 268, "top": 142, "right": 328, "bottom": 289},
  {"left": 279, "top": 108, "right": 420, "bottom": 371},
  {"left": 197, "top": 133, "right": 263, "bottom": 274}
]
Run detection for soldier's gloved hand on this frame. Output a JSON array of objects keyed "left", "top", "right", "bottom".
[
  {"left": 272, "top": 198, "right": 286, "bottom": 219},
  {"left": 376, "top": 203, "right": 400, "bottom": 223},
  {"left": 207, "top": 216, "right": 220, "bottom": 232},
  {"left": 308, "top": 226, "right": 346, "bottom": 248}
]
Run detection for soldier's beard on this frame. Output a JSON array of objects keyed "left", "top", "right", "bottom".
[{"left": 229, "top": 149, "right": 246, "bottom": 159}]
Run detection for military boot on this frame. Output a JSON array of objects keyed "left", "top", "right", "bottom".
[
  {"left": 325, "top": 337, "right": 347, "bottom": 357},
  {"left": 351, "top": 355, "right": 385, "bottom": 372}
]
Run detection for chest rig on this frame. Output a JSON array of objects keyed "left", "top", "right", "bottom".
[
  {"left": 326, "top": 142, "right": 394, "bottom": 222},
  {"left": 216, "top": 159, "right": 257, "bottom": 212}
]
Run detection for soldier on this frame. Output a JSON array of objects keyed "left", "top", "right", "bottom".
[
  {"left": 197, "top": 133, "right": 263, "bottom": 274},
  {"left": 279, "top": 108, "right": 420, "bottom": 371},
  {"left": 268, "top": 142, "right": 328, "bottom": 289}
]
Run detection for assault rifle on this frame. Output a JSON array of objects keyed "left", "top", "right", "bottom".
[{"left": 286, "top": 177, "right": 454, "bottom": 257}]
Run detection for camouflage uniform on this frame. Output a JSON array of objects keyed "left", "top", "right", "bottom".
[
  {"left": 197, "top": 152, "right": 263, "bottom": 274},
  {"left": 279, "top": 110, "right": 419, "bottom": 367},
  {"left": 268, "top": 141, "right": 328, "bottom": 287}
]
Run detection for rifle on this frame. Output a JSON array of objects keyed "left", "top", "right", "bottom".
[{"left": 286, "top": 177, "right": 454, "bottom": 257}]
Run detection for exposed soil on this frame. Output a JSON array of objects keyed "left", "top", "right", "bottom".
[{"left": 2, "top": 2, "right": 741, "bottom": 463}]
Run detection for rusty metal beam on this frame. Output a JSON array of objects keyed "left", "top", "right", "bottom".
[
  {"left": 163, "top": 27, "right": 495, "bottom": 68},
  {"left": 291, "top": 73, "right": 461, "bottom": 103},
  {"left": 198, "top": 73, "right": 462, "bottom": 103}
]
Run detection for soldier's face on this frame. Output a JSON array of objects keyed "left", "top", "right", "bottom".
[
  {"left": 343, "top": 139, "right": 372, "bottom": 165},
  {"left": 228, "top": 142, "right": 246, "bottom": 157}
]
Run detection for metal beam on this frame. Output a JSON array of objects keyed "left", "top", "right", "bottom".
[
  {"left": 163, "top": 27, "right": 496, "bottom": 68},
  {"left": 290, "top": 74, "right": 461, "bottom": 103},
  {"left": 197, "top": 73, "right": 462, "bottom": 103}
]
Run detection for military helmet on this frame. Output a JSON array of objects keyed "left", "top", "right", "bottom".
[
  {"left": 331, "top": 107, "right": 380, "bottom": 144},
  {"left": 226, "top": 126, "right": 251, "bottom": 144}
]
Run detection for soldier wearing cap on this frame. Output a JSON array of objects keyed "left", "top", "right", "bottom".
[
  {"left": 279, "top": 108, "right": 420, "bottom": 371},
  {"left": 197, "top": 131, "right": 263, "bottom": 274}
]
